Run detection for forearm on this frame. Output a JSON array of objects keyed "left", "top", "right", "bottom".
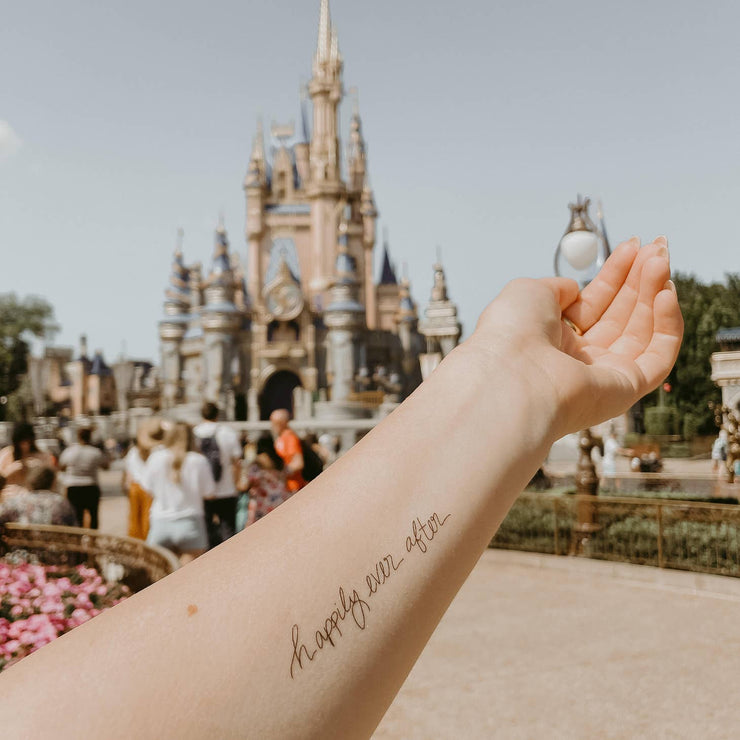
[{"left": 0, "top": 342, "right": 558, "bottom": 739}]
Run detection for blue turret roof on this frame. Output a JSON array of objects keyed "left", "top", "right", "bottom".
[
  {"left": 90, "top": 352, "right": 112, "bottom": 377},
  {"left": 211, "top": 224, "right": 231, "bottom": 276},
  {"left": 379, "top": 242, "right": 397, "bottom": 285}
]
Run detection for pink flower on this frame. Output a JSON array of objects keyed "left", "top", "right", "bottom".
[{"left": 3, "top": 640, "right": 20, "bottom": 655}]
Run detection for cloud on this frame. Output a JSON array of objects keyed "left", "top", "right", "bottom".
[{"left": 0, "top": 120, "right": 22, "bottom": 161}]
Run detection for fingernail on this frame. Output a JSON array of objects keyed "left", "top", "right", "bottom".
[
  {"left": 657, "top": 245, "right": 669, "bottom": 259},
  {"left": 663, "top": 279, "right": 676, "bottom": 293}
]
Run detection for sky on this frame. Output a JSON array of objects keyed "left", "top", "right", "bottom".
[{"left": 2, "top": 0, "right": 739, "bottom": 362}]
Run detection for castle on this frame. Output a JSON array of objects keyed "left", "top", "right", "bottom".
[{"left": 159, "top": 0, "right": 461, "bottom": 422}]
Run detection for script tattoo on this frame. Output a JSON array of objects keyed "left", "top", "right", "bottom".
[
  {"left": 405, "top": 512, "right": 452, "bottom": 554},
  {"left": 290, "top": 511, "right": 451, "bottom": 679}
]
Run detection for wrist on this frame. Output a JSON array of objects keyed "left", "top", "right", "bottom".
[{"left": 450, "top": 333, "right": 562, "bottom": 453}]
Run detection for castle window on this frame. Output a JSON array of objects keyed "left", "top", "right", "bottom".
[{"left": 267, "top": 320, "right": 300, "bottom": 342}]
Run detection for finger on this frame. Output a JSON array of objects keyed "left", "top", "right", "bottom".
[
  {"left": 607, "top": 255, "right": 671, "bottom": 358},
  {"left": 634, "top": 282, "right": 684, "bottom": 389},
  {"left": 563, "top": 237, "right": 640, "bottom": 330},
  {"left": 583, "top": 238, "right": 669, "bottom": 348},
  {"left": 538, "top": 277, "right": 580, "bottom": 311}
]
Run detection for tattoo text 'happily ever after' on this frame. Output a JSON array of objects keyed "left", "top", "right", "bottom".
[{"left": 290, "top": 511, "right": 451, "bottom": 678}]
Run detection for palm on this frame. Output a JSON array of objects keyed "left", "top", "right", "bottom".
[
  {"left": 559, "top": 237, "right": 683, "bottom": 429},
  {"left": 475, "top": 237, "right": 684, "bottom": 435}
]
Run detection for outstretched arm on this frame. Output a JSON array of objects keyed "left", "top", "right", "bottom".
[{"left": 0, "top": 239, "right": 682, "bottom": 739}]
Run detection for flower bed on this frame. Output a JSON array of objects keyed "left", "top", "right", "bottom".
[{"left": 0, "top": 553, "right": 131, "bottom": 672}]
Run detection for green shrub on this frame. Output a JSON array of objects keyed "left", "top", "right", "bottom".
[
  {"left": 645, "top": 406, "right": 679, "bottom": 436},
  {"left": 682, "top": 413, "right": 701, "bottom": 441},
  {"left": 491, "top": 494, "right": 740, "bottom": 576},
  {"left": 662, "top": 442, "right": 691, "bottom": 458}
]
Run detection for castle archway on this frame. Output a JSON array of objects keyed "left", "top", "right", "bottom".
[{"left": 259, "top": 369, "right": 302, "bottom": 420}]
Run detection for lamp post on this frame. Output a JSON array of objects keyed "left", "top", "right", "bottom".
[{"left": 555, "top": 196, "right": 610, "bottom": 550}]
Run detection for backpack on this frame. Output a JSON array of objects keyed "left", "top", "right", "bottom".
[
  {"left": 197, "top": 434, "right": 223, "bottom": 483},
  {"left": 300, "top": 439, "right": 324, "bottom": 482}
]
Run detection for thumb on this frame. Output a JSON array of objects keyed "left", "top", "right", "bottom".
[{"left": 537, "top": 277, "right": 580, "bottom": 311}]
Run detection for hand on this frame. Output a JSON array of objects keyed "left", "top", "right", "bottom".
[{"left": 469, "top": 236, "right": 683, "bottom": 437}]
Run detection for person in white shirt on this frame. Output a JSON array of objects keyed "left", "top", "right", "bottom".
[
  {"left": 193, "top": 402, "right": 243, "bottom": 548},
  {"left": 123, "top": 418, "right": 163, "bottom": 540},
  {"left": 58, "top": 426, "right": 109, "bottom": 529},
  {"left": 141, "top": 422, "right": 214, "bottom": 564}
]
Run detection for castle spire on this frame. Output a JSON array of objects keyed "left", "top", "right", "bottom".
[
  {"left": 165, "top": 231, "right": 190, "bottom": 312},
  {"left": 316, "top": 0, "right": 332, "bottom": 65},
  {"left": 348, "top": 92, "right": 366, "bottom": 191},
  {"left": 308, "top": 0, "right": 342, "bottom": 185},
  {"left": 378, "top": 229, "right": 397, "bottom": 286},
  {"left": 245, "top": 117, "right": 267, "bottom": 188},
  {"left": 251, "top": 117, "right": 265, "bottom": 162},
  {"left": 418, "top": 258, "right": 462, "bottom": 362},
  {"left": 210, "top": 217, "right": 232, "bottom": 278},
  {"left": 330, "top": 28, "right": 341, "bottom": 63}
]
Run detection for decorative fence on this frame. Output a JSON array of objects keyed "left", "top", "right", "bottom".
[
  {"left": 0, "top": 524, "right": 179, "bottom": 592},
  {"left": 492, "top": 493, "right": 740, "bottom": 578}
]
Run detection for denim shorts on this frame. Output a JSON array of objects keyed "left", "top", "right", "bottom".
[{"left": 147, "top": 515, "right": 208, "bottom": 553}]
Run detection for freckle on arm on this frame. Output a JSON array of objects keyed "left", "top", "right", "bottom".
[{"left": 187, "top": 604, "right": 198, "bottom": 617}]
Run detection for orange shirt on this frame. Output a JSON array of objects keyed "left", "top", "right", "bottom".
[{"left": 274, "top": 430, "right": 306, "bottom": 493}]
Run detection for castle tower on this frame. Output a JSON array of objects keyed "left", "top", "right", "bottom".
[
  {"left": 418, "top": 261, "right": 461, "bottom": 379},
  {"left": 294, "top": 88, "right": 311, "bottom": 185},
  {"left": 244, "top": 119, "right": 267, "bottom": 311},
  {"left": 159, "top": 233, "right": 190, "bottom": 409},
  {"left": 348, "top": 100, "right": 366, "bottom": 193},
  {"left": 418, "top": 261, "right": 461, "bottom": 358},
  {"left": 201, "top": 219, "right": 242, "bottom": 416},
  {"left": 360, "top": 175, "right": 378, "bottom": 328},
  {"left": 395, "top": 276, "right": 423, "bottom": 393},
  {"left": 307, "top": 0, "right": 345, "bottom": 295},
  {"left": 324, "top": 235, "right": 365, "bottom": 405}
]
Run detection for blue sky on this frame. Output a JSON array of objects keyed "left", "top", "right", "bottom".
[{"left": 2, "top": 0, "right": 739, "bottom": 361}]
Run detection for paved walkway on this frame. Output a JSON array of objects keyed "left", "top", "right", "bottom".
[
  {"left": 374, "top": 550, "right": 740, "bottom": 739},
  {"left": 98, "top": 468, "right": 740, "bottom": 738}
]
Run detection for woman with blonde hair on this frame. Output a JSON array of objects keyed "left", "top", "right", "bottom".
[
  {"left": 123, "top": 418, "right": 163, "bottom": 540},
  {"left": 140, "top": 421, "right": 213, "bottom": 564}
]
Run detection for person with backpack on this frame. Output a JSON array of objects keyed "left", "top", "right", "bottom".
[
  {"left": 301, "top": 432, "right": 326, "bottom": 482},
  {"left": 269, "top": 408, "right": 306, "bottom": 493},
  {"left": 193, "top": 402, "right": 243, "bottom": 548}
]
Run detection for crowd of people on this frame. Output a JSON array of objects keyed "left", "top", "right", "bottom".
[{"left": 0, "top": 405, "right": 331, "bottom": 565}]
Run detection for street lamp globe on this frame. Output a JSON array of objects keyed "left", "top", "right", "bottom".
[{"left": 554, "top": 195, "right": 609, "bottom": 287}]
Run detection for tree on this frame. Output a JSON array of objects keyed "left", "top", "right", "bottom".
[
  {"left": 0, "top": 294, "right": 55, "bottom": 422},
  {"left": 666, "top": 273, "right": 740, "bottom": 435}
]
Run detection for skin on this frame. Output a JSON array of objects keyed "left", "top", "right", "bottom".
[{"left": 0, "top": 239, "right": 682, "bottom": 739}]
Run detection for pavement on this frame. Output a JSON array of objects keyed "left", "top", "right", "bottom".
[
  {"left": 97, "top": 461, "right": 740, "bottom": 739},
  {"left": 373, "top": 550, "right": 740, "bottom": 739},
  {"left": 544, "top": 452, "right": 715, "bottom": 479}
]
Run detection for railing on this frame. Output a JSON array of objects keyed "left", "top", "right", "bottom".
[
  {"left": 492, "top": 493, "right": 740, "bottom": 577},
  {"left": 225, "top": 418, "right": 381, "bottom": 456},
  {"left": 348, "top": 390, "right": 386, "bottom": 409}
]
